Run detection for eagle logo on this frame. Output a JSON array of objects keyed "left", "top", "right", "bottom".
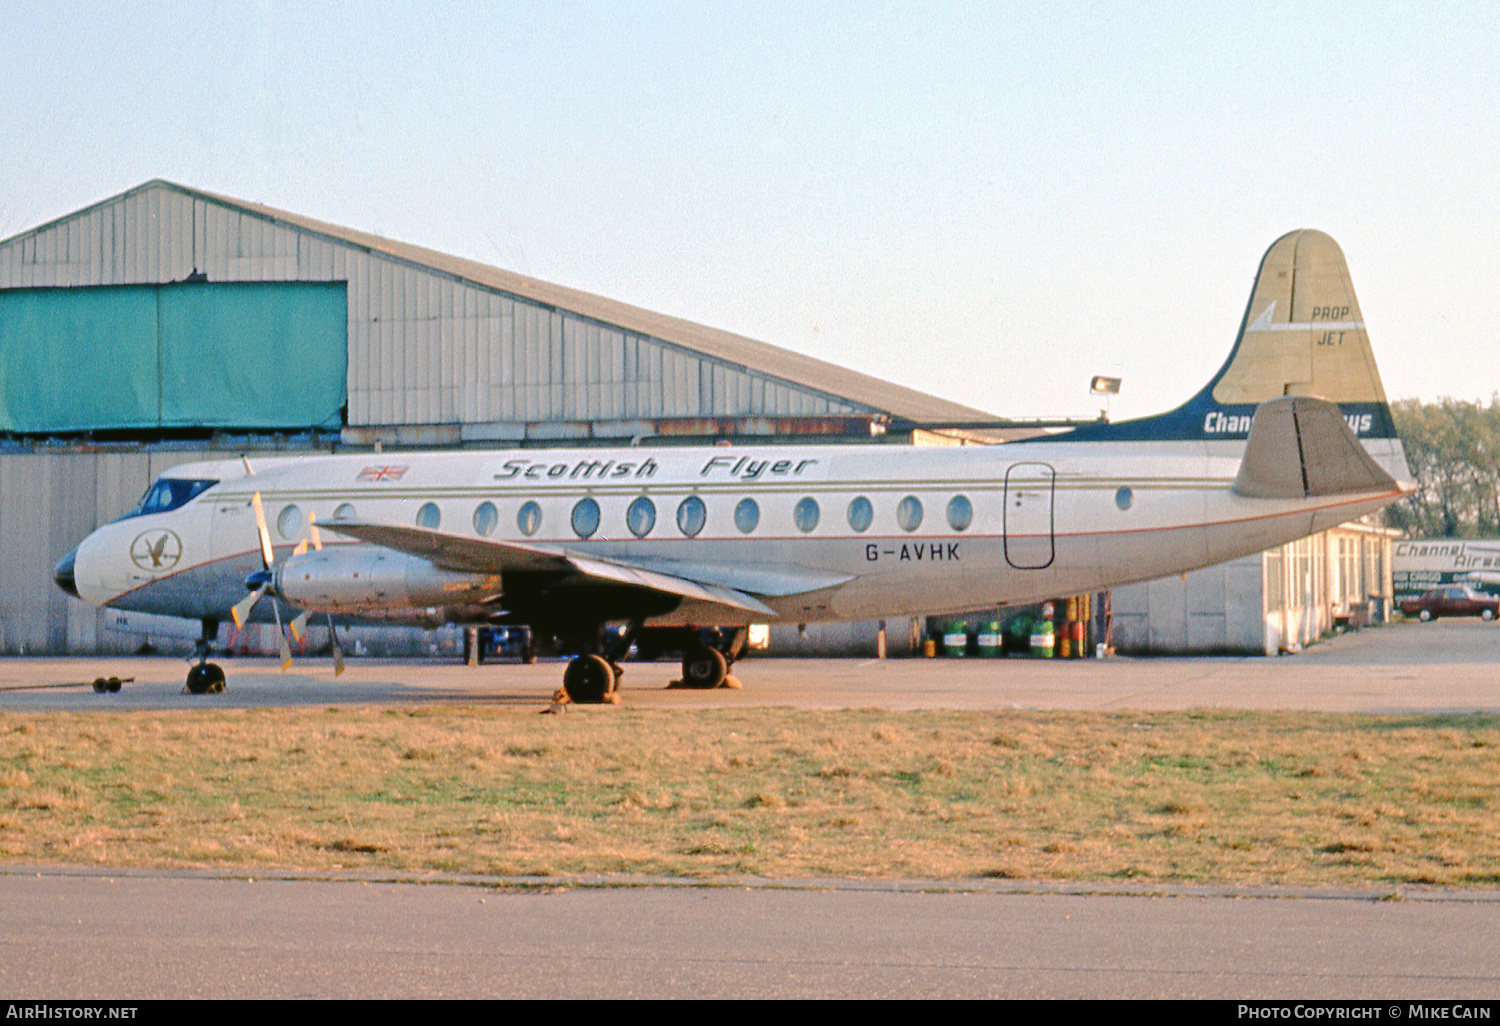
[{"left": 130, "top": 529, "right": 183, "bottom": 572}]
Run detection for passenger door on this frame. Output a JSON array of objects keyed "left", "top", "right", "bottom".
[{"left": 1004, "top": 462, "right": 1055, "bottom": 570}]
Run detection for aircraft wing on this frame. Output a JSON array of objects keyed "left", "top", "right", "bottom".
[{"left": 318, "top": 519, "right": 781, "bottom": 617}]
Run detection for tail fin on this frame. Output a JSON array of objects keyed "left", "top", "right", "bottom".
[
  {"left": 1068, "top": 230, "right": 1397, "bottom": 442},
  {"left": 1213, "top": 230, "right": 1389, "bottom": 416}
]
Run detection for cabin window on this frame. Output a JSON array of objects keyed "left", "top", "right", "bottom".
[
  {"left": 277, "top": 504, "right": 303, "bottom": 540},
  {"left": 946, "top": 495, "right": 973, "bottom": 532},
  {"left": 1115, "top": 487, "right": 1133, "bottom": 511},
  {"left": 847, "top": 496, "right": 873, "bottom": 533},
  {"left": 416, "top": 502, "right": 441, "bottom": 530},
  {"left": 734, "top": 497, "right": 760, "bottom": 534},
  {"left": 896, "top": 495, "right": 923, "bottom": 532},
  {"left": 571, "top": 497, "right": 600, "bottom": 538},
  {"left": 332, "top": 502, "right": 356, "bottom": 520},
  {"left": 473, "top": 501, "right": 499, "bottom": 537},
  {"left": 794, "top": 497, "right": 820, "bottom": 533},
  {"left": 517, "top": 500, "right": 542, "bottom": 536},
  {"left": 677, "top": 495, "right": 707, "bottom": 538},
  {"left": 627, "top": 496, "right": 657, "bottom": 538}
]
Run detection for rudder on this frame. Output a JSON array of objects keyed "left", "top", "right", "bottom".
[{"left": 1213, "top": 230, "right": 1389, "bottom": 416}]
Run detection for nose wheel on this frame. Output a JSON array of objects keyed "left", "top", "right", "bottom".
[{"left": 186, "top": 663, "right": 226, "bottom": 695}]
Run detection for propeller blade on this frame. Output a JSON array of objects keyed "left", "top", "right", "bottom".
[
  {"left": 327, "top": 613, "right": 345, "bottom": 676},
  {"left": 251, "top": 492, "right": 275, "bottom": 568},
  {"left": 273, "top": 601, "right": 292, "bottom": 671},
  {"left": 231, "top": 586, "right": 265, "bottom": 630},
  {"left": 292, "top": 538, "right": 308, "bottom": 557},
  {"left": 290, "top": 609, "right": 309, "bottom": 643},
  {"left": 308, "top": 513, "right": 323, "bottom": 552}
]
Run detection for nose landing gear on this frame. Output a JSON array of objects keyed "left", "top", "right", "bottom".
[{"left": 185, "top": 618, "right": 226, "bottom": 695}]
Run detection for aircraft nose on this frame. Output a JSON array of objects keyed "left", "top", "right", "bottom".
[{"left": 54, "top": 546, "right": 80, "bottom": 599}]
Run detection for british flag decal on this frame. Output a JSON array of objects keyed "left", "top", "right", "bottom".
[{"left": 357, "top": 465, "right": 409, "bottom": 482}]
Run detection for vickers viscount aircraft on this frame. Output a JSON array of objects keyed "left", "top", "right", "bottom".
[{"left": 55, "top": 230, "right": 1413, "bottom": 700}]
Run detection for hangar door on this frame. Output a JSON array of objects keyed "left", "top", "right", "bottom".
[
  {"left": 1004, "top": 461, "right": 1055, "bottom": 569},
  {"left": 0, "top": 281, "right": 347, "bottom": 433}
]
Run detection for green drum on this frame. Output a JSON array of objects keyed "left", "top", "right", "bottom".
[
  {"left": 1006, "top": 614, "right": 1034, "bottom": 655},
  {"left": 1029, "top": 620, "right": 1055, "bottom": 658},
  {"left": 942, "top": 621, "right": 969, "bottom": 657},
  {"left": 977, "top": 620, "right": 1004, "bottom": 657}
]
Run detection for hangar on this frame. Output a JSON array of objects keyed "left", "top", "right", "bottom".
[
  {"left": 0, "top": 180, "right": 1003, "bottom": 655},
  {"left": 0, "top": 181, "right": 1401, "bottom": 660}
]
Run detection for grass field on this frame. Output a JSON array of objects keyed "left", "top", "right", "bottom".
[{"left": 2, "top": 706, "right": 1497, "bottom": 886}]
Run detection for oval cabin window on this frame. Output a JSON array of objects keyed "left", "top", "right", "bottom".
[
  {"left": 473, "top": 501, "right": 499, "bottom": 537},
  {"left": 793, "top": 497, "right": 820, "bottom": 533},
  {"left": 847, "top": 496, "right": 873, "bottom": 533},
  {"left": 517, "top": 500, "right": 542, "bottom": 536},
  {"left": 734, "top": 498, "right": 760, "bottom": 534},
  {"left": 896, "top": 495, "right": 923, "bottom": 532},
  {"left": 677, "top": 495, "right": 707, "bottom": 537},
  {"left": 627, "top": 496, "right": 657, "bottom": 538},
  {"left": 946, "top": 495, "right": 973, "bottom": 531},
  {"left": 571, "top": 498, "right": 600, "bottom": 538},
  {"left": 277, "top": 504, "right": 303, "bottom": 540}
]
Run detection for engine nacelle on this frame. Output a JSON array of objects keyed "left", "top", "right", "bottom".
[{"left": 275, "top": 546, "right": 502, "bottom": 616}]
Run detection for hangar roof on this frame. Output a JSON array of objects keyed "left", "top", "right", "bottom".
[{"left": 4, "top": 180, "right": 996, "bottom": 429}]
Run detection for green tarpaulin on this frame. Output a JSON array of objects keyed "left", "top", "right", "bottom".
[{"left": 0, "top": 281, "right": 347, "bottom": 433}]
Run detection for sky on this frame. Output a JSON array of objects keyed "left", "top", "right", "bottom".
[{"left": 1, "top": 1, "right": 1496, "bottom": 422}]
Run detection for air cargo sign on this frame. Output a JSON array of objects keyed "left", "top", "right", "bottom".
[{"left": 1392, "top": 539, "right": 1500, "bottom": 600}]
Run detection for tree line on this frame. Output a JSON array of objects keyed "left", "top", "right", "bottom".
[{"left": 1389, "top": 397, "right": 1500, "bottom": 538}]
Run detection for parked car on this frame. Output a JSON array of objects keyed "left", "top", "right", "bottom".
[{"left": 1398, "top": 585, "right": 1500, "bottom": 622}]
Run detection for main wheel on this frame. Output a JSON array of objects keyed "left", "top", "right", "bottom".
[
  {"left": 562, "top": 654, "right": 615, "bottom": 703},
  {"left": 682, "top": 646, "right": 728, "bottom": 689},
  {"left": 1418, "top": 609, "right": 1433, "bottom": 622},
  {"left": 1483, "top": 609, "right": 1495, "bottom": 621}
]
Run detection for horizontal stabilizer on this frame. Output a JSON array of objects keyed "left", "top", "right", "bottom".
[{"left": 1232, "top": 396, "right": 1399, "bottom": 499}]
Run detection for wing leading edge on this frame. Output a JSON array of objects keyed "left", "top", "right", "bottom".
[{"left": 313, "top": 519, "right": 854, "bottom": 619}]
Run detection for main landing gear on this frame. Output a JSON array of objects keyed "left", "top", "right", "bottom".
[
  {"left": 558, "top": 622, "right": 635, "bottom": 704},
  {"left": 185, "top": 618, "right": 226, "bottom": 695}
]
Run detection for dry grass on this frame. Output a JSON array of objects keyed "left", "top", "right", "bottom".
[{"left": 1, "top": 707, "right": 1497, "bottom": 886}]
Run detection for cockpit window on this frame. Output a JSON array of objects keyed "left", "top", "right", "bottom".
[{"left": 116, "top": 478, "right": 218, "bottom": 521}]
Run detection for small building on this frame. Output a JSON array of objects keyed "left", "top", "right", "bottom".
[{"left": 1111, "top": 516, "right": 1398, "bottom": 656}]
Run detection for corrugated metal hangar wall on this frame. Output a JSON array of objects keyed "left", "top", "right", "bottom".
[{"left": 0, "top": 180, "right": 994, "bottom": 654}]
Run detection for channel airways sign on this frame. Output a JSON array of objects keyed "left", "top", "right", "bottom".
[{"left": 1392, "top": 539, "right": 1500, "bottom": 600}]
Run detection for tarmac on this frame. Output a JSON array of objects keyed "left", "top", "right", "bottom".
[
  {"left": 2, "top": 618, "right": 1498, "bottom": 998},
  {"left": 1, "top": 617, "right": 1497, "bottom": 714}
]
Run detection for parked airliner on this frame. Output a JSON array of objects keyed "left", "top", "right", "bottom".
[{"left": 54, "top": 230, "right": 1413, "bottom": 700}]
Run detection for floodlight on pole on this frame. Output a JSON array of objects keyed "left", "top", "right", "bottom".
[{"left": 1090, "top": 375, "right": 1122, "bottom": 420}]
